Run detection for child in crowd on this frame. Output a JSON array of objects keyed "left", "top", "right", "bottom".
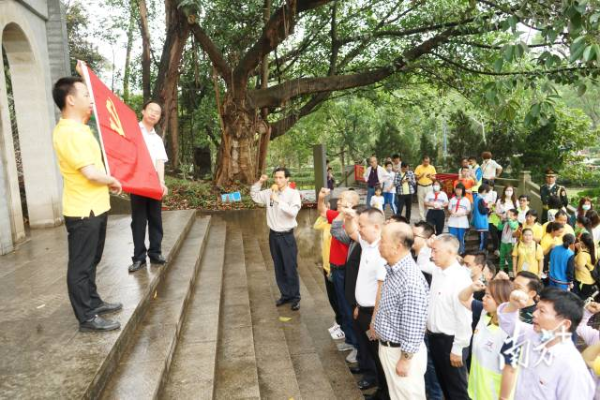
[
  {"left": 512, "top": 228, "right": 544, "bottom": 277},
  {"left": 448, "top": 182, "right": 471, "bottom": 253},
  {"left": 370, "top": 186, "right": 385, "bottom": 211},
  {"left": 459, "top": 280, "right": 514, "bottom": 400},
  {"left": 491, "top": 186, "right": 517, "bottom": 256},
  {"left": 498, "top": 209, "right": 519, "bottom": 274},
  {"left": 472, "top": 184, "right": 490, "bottom": 251},
  {"left": 548, "top": 233, "right": 576, "bottom": 290},
  {"left": 382, "top": 161, "right": 397, "bottom": 214},
  {"left": 516, "top": 195, "right": 530, "bottom": 224},
  {"left": 425, "top": 181, "right": 449, "bottom": 235},
  {"left": 455, "top": 167, "right": 475, "bottom": 204},
  {"left": 574, "top": 232, "right": 597, "bottom": 300},
  {"left": 575, "top": 215, "right": 592, "bottom": 239},
  {"left": 521, "top": 209, "right": 543, "bottom": 243}
]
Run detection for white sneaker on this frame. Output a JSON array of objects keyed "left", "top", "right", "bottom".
[
  {"left": 337, "top": 342, "right": 354, "bottom": 352},
  {"left": 328, "top": 323, "right": 340, "bottom": 334},
  {"left": 345, "top": 348, "right": 358, "bottom": 363},
  {"left": 330, "top": 326, "right": 345, "bottom": 340}
]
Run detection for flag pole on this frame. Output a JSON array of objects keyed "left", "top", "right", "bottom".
[{"left": 79, "top": 60, "right": 111, "bottom": 176}]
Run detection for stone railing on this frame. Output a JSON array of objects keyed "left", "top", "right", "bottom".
[{"left": 495, "top": 171, "right": 577, "bottom": 216}]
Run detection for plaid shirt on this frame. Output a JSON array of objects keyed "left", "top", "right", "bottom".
[
  {"left": 374, "top": 254, "right": 429, "bottom": 354},
  {"left": 393, "top": 170, "right": 416, "bottom": 195}
]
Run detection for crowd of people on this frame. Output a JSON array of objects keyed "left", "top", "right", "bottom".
[{"left": 306, "top": 153, "right": 600, "bottom": 400}]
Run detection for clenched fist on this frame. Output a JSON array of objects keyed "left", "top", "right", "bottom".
[
  {"left": 319, "top": 187, "right": 331, "bottom": 199},
  {"left": 259, "top": 174, "right": 269, "bottom": 183}
]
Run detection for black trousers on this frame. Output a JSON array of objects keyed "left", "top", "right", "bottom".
[
  {"left": 428, "top": 332, "right": 469, "bottom": 400},
  {"left": 323, "top": 270, "right": 342, "bottom": 326},
  {"left": 353, "top": 307, "right": 389, "bottom": 399},
  {"left": 396, "top": 194, "right": 412, "bottom": 222},
  {"left": 269, "top": 230, "right": 300, "bottom": 301},
  {"left": 130, "top": 194, "right": 163, "bottom": 262},
  {"left": 489, "top": 224, "right": 501, "bottom": 252},
  {"left": 65, "top": 212, "right": 107, "bottom": 323},
  {"left": 426, "top": 209, "right": 445, "bottom": 235}
]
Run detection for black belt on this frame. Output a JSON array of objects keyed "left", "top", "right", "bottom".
[
  {"left": 418, "top": 183, "right": 432, "bottom": 187},
  {"left": 270, "top": 229, "right": 294, "bottom": 236},
  {"left": 426, "top": 330, "right": 452, "bottom": 337},
  {"left": 357, "top": 305, "right": 375, "bottom": 313},
  {"left": 329, "top": 263, "right": 345, "bottom": 270},
  {"left": 379, "top": 340, "right": 401, "bottom": 348}
]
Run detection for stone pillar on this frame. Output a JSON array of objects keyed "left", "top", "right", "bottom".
[
  {"left": 519, "top": 170, "right": 531, "bottom": 197},
  {"left": 313, "top": 144, "right": 327, "bottom": 200}
]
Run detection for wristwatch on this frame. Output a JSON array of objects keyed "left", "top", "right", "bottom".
[{"left": 401, "top": 351, "right": 414, "bottom": 360}]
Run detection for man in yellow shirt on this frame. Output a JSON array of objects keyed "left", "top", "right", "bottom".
[
  {"left": 414, "top": 156, "right": 437, "bottom": 220},
  {"left": 52, "top": 76, "right": 123, "bottom": 332}
]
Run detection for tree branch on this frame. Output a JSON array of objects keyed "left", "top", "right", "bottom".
[
  {"left": 252, "top": 27, "right": 458, "bottom": 108},
  {"left": 189, "top": 23, "right": 232, "bottom": 85},
  {"left": 433, "top": 52, "right": 592, "bottom": 76},
  {"left": 270, "top": 93, "right": 330, "bottom": 139},
  {"left": 234, "top": 0, "right": 334, "bottom": 87}
]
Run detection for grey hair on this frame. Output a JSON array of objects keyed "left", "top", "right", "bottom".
[{"left": 435, "top": 234, "right": 460, "bottom": 254}]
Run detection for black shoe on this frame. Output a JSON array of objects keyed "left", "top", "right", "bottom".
[
  {"left": 363, "top": 392, "right": 386, "bottom": 400},
  {"left": 128, "top": 260, "right": 147, "bottom": 273},
  {"left": 357, "top": 380, "right": 376, "bottom": 391},
  {"left": 91, "top": 301, "right": 123, "bottom": 316},
  {"left": 275, "top": 298, "right": 290, "bottom": 307},
  {"left": 349, "top": 366, "right": 362, "bottom": 374},
  {"left": 291, "top": 301, "right": 300, "bottom": 311},
  {"left": 149, "top": 254, "right": 166, "bottom": 265},
  {"left": 79, "top": 315, "right": 121, "bottom": 332}
]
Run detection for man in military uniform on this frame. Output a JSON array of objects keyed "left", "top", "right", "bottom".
[{"left": 540, "top": 168, "right": 568, "bottom": 223}]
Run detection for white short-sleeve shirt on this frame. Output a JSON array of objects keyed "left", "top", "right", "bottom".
[
  {"left": 139, "top": 122, "right": 168, "bottom": 170},
  {"left": 355, "top": 234, "right": 387, "bottom": 307},
  {"left": 481, "top": 159, "right": 501, "bottom": 180}
]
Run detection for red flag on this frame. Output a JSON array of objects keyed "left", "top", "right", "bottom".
[{"left": 82, "top": 64, "right": 163, "bottom": 200}]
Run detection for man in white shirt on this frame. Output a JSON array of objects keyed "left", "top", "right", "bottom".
[
  {"left": 129, "top": 101, "right": 169, "bottom": 273},
  {"left": 251, "top": 168, "right": 302, "bottom": 310},
  {"left": 481, "top": 151, "right": 503, "bottom": 185},
  {"left": 343, "top": 207, "right": 389, "bottom": 398},
  {"left": 426, "top": 234, "right": 472, "bottom": 400}
]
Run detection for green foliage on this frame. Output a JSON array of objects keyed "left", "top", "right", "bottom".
[
  {"left": 65, "top": 1, "right": 107, "bottom": 72},
  {"left": 447, "top": 111, "right": 485, "bottom": 166}
]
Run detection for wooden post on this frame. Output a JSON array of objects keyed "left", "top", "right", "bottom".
[{"left": 313, "top": 144, "right": 327, "bottom": 200}]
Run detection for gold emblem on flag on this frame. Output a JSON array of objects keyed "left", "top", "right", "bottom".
[{"left": 106, "top": 98, "right": 125, "bottom": 137}]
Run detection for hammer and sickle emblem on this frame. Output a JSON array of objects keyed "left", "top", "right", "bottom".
[{"left": 106, "top": 98, "right": 126, "bottom": 137}]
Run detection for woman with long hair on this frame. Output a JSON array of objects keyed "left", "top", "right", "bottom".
[
  {"left": 448, "top": 182, "right": 471, "bottom": 253},
  {"left": 459, "top": 280, "right": 514, "bottom": 399},
  {"left": 489, "top": 185, "right": 517, "bottom": 256},
  {"left": 575, "top": 232, "right": 598, "bottom": 300}
]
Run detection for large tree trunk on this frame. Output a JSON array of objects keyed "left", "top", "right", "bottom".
[
  {"left": 137, "top": 0, "right": 152, "bottom": 102},
  {"left": 153, "top": 0, "right": 189, "bottom": 170},
  {"left": 214, "top": 95, "right": 261, "bottom": 187},
  {"left": 122, "top": 1, "right": 135, "bottom": 103}
]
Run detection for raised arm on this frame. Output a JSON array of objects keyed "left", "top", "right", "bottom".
[
  {"left": 342, "top": 207, "right": 359, "bottom": 242},
  {"left": 317, "top": 187, "right": 331, "bottom": 218},
  {"left": 250, "top": 174, "right": 270, "bottom": 205},
  {"left": 459, "top": 281, "right": 485, "bottom": 311}
]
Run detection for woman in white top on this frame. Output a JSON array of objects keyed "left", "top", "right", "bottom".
[
  {"left": 490, "top": 185, "right": 517, "bottom": 256},
  {"left": 448, "top": 182, "right": 471, "bottom": 253}
]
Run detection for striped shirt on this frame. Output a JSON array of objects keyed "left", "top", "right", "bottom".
[{"left": 374, "top": 254, "right": 429, "bottom": 354}]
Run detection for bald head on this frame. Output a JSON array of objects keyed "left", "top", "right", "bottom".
[
  {"left": 379, "top": 222, "right": 414, "bottom": 264},
  {"left": 340, "top": 190, "right": 360, "bottom": 208}
]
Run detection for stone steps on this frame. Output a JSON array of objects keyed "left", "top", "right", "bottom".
[
  {"left": 99, "top": 216, "right": 211, "bottom": 399},
  {"left": 209, "top": 216, "right": 261, "bottom": 399},
  {"left": 161, "top": 217, "right": 227, "bottom": 399},
  {"left": 252, "top": 216, "right": 363, "bottom": 400}
]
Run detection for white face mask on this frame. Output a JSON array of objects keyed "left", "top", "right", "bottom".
[
  {"left": 583, "top": 204, "right": 592, "bottom": 211},
  {"left": 539, "top": 321, "right": 570, "bottom": 344},
  {"left": 433, "top": 185, "right": 441, "bottom": 192}
]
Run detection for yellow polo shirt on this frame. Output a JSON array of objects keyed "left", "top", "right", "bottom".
[
  {"left": 414, "top": 164, "right": 437, "bottom": 186},
  {"left": 512, "top": 241, "right": 544, "bottom": 275},
  {"left": 53, "top": 118, "right": 110, "bottom": 217},
  {"left": 541, "top": 221, "right": 575, "bottom": 239},
  {"left": 523, "top": 222, "right": 544, "bottom": 242}
]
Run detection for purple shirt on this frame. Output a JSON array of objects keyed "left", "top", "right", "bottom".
[{"left": 498, "top": 303, "right": 595, "bottom": 400}]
